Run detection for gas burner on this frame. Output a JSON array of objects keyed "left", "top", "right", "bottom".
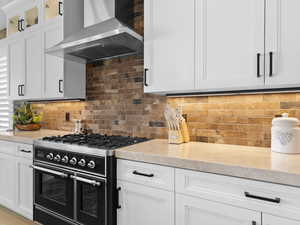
[{"left": 42, "top": 133, "right": 149, "bottom": 149}]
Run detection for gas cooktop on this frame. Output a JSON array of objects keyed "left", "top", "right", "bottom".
[{"left": 41, "top": 133, "right": 149, "bottom": 150}]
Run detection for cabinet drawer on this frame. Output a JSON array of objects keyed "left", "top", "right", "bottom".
[
  {"left": 0, "top": 140, "right": 16, "bottom": 156},
  {"left": 16, "top": 144, "right": 33, "bottom": 159},
  {"left": 117, "top": 159, "right": 175, "bottom": 191},
  {"left": 176, "top": 168, "right": 300, "bottom": 220}
]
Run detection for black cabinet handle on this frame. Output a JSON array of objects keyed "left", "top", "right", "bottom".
[
  {"left": 17, "top": 85, "right": 21, "bottom": 96},
  {"left": 245, "top": 192, "right": 280, "bottom": 204},
  {"left": 252, "top": 221, "right": 257, "bottom": 225},
  {"left": 17, "top": 20, "right": 21, "bottom": 32},
  {"left": 59, "top": 80, "right": 63, "bottom": 93},
  {"left": 269, "top": 52, "right": 273, "bottom": 77},
  {"left": 117, "top": 187, "right": 121, "bottom": 209},
  {"left": 58, "top": 2, "right": 63, "bottom": 16},
  {"left": 20, "top": 85, "right": 25, "bottom": 96},
  {"left": 20, "top": 149, "right": 31, "bottom": 153},
  {"left": 257, "top": 53, "right": 261, "bottom": 78},
  {"left": 133, "top": 170, "right": 154, "bottom": 178},
  {"left": 21, "top": 19, "right": 25, "bottom": 31},
  {"left": 144, "top": 68, "right": 149, "bottom": 86}
]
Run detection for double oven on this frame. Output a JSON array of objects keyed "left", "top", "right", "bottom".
[{"left": 32, "top": 144, "right": 117, "bottom": 225}]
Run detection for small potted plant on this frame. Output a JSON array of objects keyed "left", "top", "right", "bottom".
[{"left": 13, "top": 103, "right": 43, "bottom": 131}]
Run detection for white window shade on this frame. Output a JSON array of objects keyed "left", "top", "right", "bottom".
[{"left": 0, "top": 48, "right": 11, "bottom": 131}]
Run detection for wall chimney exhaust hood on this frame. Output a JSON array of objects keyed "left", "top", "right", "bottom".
[{"left": 46, "top": 0, "right": 143, "bottom": 64}]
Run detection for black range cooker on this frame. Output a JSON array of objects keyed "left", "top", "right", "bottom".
[{"left": 32, "top": 134, "right": 149, "bottom": 225}]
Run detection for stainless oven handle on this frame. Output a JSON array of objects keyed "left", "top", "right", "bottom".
[
  {"left": 70, "top": 175, "right": 101, "bottom": 187},
  {"left": 31, "top": 165, "right": 68, "bottom": 178}
]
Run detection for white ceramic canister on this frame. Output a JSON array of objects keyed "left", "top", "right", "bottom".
[{"left": 271, "top": 113, "right": 300, "bottom": 154}]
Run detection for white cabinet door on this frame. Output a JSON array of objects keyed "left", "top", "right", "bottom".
[
  {"left": 195, "top": 0, "right": 265, "bottom": 91},
  {"left": 0, "top": 152, "right": 16, "bottom": 210},
  {"left": 9, "top": 38, "right": 25, "bottom": 99},
  {"left": 263, "top": 214, "right": 300, "bottom": 225},
  {"left": 144, "top": 0, "right": 195, "bottom": 93},
  {"left": 176, "top": 194, "right": 261, "bottom": 225},
  {"left": 265, "top": 0, "right": 300, "bottom": 88},
  {"left": 15, "top": 157, "right": 33, "bottom": 220},
  {"left": 43, "top": 23, "right": 64, "bottom": 99},
  {"left": 25, "top": 31, "right": 43, "bottom": 99},
  {"left": 117, "top": 181, "right": 174, "bottom": 225}
]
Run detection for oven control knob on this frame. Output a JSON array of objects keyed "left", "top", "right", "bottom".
[
  {"left": 78, "top": 159, "right": 86, "bottom": 167},
  {"left": 54, "top": 154, "right": 61, "bottom": 162},
  {"left": 61, "top": 156, "right": 69, "bottom": 164},
  {"left": 70, "top": 157, "right": 77, "bottom": 165},
  {"left": 46, "top": 153, "right": 54, "bottom": 161},
  {"left": 87, "top": 160, "right": 96, "bottom": 169}
]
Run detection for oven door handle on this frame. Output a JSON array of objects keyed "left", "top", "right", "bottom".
[
  {"left": 70, "top": 175, "right": 101, "bottom": 187},
  {"left": 31, "top": 165, "right": 68, "bottom": 178}
]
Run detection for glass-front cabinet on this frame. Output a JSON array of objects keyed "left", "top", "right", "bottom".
[
  {"left": 45, "top": 0, "right": 63, "bottom": 21},
  {"left": 25, "top": 6, "right": 39, "bottom": 28}
]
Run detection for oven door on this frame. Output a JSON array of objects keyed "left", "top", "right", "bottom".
[
  {"left": 33, "top": 163, "right": 74, "bottom": 220},
  {"left": 72, "top": 174, "right": 106, "bottom": 225}
]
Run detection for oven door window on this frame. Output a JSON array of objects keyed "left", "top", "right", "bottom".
[
  {"left": 76, "top": 176, "right": 106, "bottom": 225},
  {"left": 34, "top": 166, "right": 74, "bottom": 219}
]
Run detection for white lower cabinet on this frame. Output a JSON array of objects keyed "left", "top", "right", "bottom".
[
  {"left": 0, "top": 141, "right": 33, "bottom": 220},
  {"left": 117, "top": 181, "right": 174, "bottom": 225},
  {"left": 117, "top": 159, "right": 300, "bottom": 225},
  {"left": 0, "top": 152, "right": 17, "bottom": 210},
  {"left": 176, "top": 194, "right": 261, "bottom": 225},
  {"left": 15, "top": 157, "right": 33, "bottom": 219},
  {"left": 263, "top": 214, "right": 300, "bottom": 225}
]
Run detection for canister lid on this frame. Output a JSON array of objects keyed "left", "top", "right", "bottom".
[{"left": 272, "top": 113, "right": 300, "bottom": 127}]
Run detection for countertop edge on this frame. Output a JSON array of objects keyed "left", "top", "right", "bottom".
[{"left": 115, "top": 150, "right": 300, "bottom": 188}]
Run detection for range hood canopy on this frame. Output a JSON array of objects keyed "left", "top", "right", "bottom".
[{"left": 46, "top": 0, "right": 143, "bottom": 64}]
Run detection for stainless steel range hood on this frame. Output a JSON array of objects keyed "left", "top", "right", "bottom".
[{"left": 46, "top": 0, "right": 143, "bottom": 64}]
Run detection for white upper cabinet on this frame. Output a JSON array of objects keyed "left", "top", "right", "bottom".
[
  {"left": 9, "top": 38, "right": 25, "bottom": 99},
  {"left": 43, "top": 23, "right": 64, "bottom": 99},
  {"left": 144, "top": 0, "right": 195, "bottom": 93},
  {"left": 195, "top": 0, "right": 265, "bottom": 91},
  {"left": 25, "top": 31, "right": 43, "bottom": 99},
  {"left": 265, "top": 0, "right": 300, "bottom": 88},
  {"left": 9, "top": 31, "right": 43, "bottom": 100},
  {"left": 263, "top": 214, "right": 300, "bottom": 225},
  {"left": 144, "top": 0, "right": 300, "bottom": 95}
]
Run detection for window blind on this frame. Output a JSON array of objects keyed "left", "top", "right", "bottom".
[{"left": 0, "top": 48, "right": 11, "bottom": 131}]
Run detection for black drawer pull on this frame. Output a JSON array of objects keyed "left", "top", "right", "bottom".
[
  {"left": 20, "top": 149, "right": 31, "bottom": 153},
  {"left": 58, "top": 2, "right": 63, "bottom": 16},
  {"left": 144, "top": 68, "right": 149, "bottom": 86},
  {"left": 117, "top": 187, "right": 121, "bottom": 209},
  {"left": 269, "top": 51, "right": 273, "bottom": 77},
  {"left": 257, "top": 53, "right": 261, "bottom": 78},
  {"left": 133, "top": 170, "right": 154, "bottom": 177},
  {"left": 58, "top": 79, "right": 63, "bottom": 93},
  {"left": 245, "top": 192, "right": 280, "bottom": 204},
  {"left": 252, "top": 221, "right": 257, "bottom": 225}
]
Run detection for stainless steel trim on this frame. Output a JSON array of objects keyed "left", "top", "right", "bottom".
[
  {"left": 70, "top": 175, "right": 101, "bottom": 187},
  {"left": 34, "top": 139, "right": 115, "bottom": 157},
  {"left": 31, "top": 165, "right": 68, "bottom": 178},
  {"left": 34, "top": 160, "right": 107, "bottom": 178}
]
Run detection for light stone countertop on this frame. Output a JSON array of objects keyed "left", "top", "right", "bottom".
[
  {"left": 0, "top": 129, "right": 71, "bottom": 145},
  {"left": 116, "top": 139, "right": 300, "bottom": 187}
]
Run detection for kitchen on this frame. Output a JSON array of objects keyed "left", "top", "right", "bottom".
[{"left": 0, "top": 0, "right": 300, "bottom": 225}]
